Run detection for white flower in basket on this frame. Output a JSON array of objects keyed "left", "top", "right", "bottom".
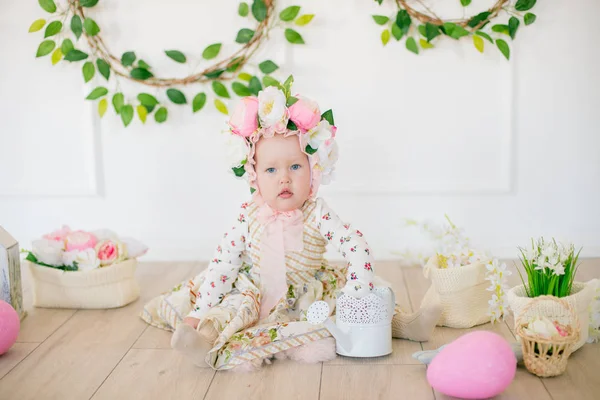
[
  {"left": 397, "top": 216, "right": 511, "bottom": 327},
  {"left": 22, "top": 226, "right": 148, "bottom": 309}
]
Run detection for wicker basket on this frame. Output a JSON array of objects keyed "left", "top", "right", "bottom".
[
  {"left": 26, "top": 259, "right": 140, "bottom": 309},
  {"left": 516, "top": 295, "right": 580, "bottom": 378}
]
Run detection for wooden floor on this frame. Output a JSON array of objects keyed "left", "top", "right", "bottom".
[{"left": 1, "top": 259, "right": 599, "bottom": 400}]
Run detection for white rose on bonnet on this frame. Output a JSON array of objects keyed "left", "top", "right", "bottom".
[
  {"left": 62, "top": 248, "right": 100, "bottom": 271},
  {"left": 258, "top": 86, "right": 288, "bottom": 129},
  {"left": 32, "top": 239, "right": 64, "bottom": 266},
  {"left": 224, "top": 133, "right": 249, "bottom": 168}
]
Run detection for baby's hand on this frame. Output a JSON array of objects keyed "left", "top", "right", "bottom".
[{"left": 341, "top": 279, "right": 372, "bottom": 298}]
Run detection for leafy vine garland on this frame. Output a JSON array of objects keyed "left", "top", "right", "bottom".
[
  {"left": 372, "top": 0, "right": 538, "bottom": 59},
  {"left": 29, "top": 0, "right": 314, "bottom": 126}
]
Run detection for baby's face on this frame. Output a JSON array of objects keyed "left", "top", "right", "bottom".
[{"left": 255, "top": 134, "right": 311, "bottom": 212}]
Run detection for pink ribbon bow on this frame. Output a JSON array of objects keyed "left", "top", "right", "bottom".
[{"left": 256, "top": 202, "right": 304, "bottom": 319}]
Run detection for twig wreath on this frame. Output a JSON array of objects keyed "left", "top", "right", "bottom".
[
  {"left": 372, "top": 0, "right": 538, "bottom": 59},
  {"left": 29, "top": 0, "right": 314, "bottom": 126}
]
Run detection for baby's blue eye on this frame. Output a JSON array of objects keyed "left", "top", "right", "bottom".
[
  {"left": 290, "top": 164, "right": 301, "bottom": 171},
  {"left": 266, "top": 167, "right": 276, "bottom": 173}
]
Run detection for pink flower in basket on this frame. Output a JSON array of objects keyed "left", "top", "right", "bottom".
[
  {"left": 43, "top": 225, "right": 72, "bottom": 243},
  {"left": 65, "top": 231, "right": 97, "bottom": 252},
  {"left": 96, "top": 239, "right": 127, "bottom": 266}
]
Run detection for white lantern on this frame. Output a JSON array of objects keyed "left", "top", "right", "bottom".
[{"left": 0, "top": 226, "right": 26, "bottom": 320}]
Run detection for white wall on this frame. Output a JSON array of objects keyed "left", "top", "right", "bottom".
[{"left": 1, "top": 0, "right": 599, "bottom": 262}]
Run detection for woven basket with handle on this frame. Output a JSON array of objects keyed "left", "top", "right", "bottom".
[{"left": 515, "top": 295, "right": 580, "bottom": 378}]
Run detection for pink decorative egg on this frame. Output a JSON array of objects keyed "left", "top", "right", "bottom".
[
  {"left": 0, "top": 300, "right": 20, "bottom": 355},
  {"left": 427, "top": 331, "right": 516, "bottom": 399}
]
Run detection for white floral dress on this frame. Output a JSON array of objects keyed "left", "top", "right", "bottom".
[{"left": 140, "top": 197, "right": 376, "bottom": 370}]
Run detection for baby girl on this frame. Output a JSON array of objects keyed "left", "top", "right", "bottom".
[{"left": 140, "top": 76, "right": 441, "bottom": 371}]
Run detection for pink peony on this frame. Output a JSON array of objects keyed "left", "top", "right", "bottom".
[
  {"left": 95, "top": 239, "right": 126, "bottom": 266},
  {"left": 289, "top": 96, "right": 321, "bottom": 132},
  {"left": 43, "top": 225, "right": 72, "bottom": 243},
  {"left": 64, "top": 231, "right": 97, "bottom": 252},
  {"left": 229, "top": 97, "right": 259, "bottom": 137}
]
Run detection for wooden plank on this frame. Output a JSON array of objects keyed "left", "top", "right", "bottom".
[
  {"left": 321, "top": 365, "right": 434, "bottom": 400},
  {"left": 0, "top": 342, "right": 38, "bottom": 380},
  {"left": 91, "top": 349, "right": 215, "bottom": 400},
  {"left": 0, "top": 262, "right": 196, "bottom": 400},
  {"left": 204, "top": 359, "right": 321, "bottom": 400}
]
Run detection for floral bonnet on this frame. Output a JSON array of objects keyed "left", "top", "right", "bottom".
[{"left": 224, "top": 75, "right": 339, "bottom": 197}]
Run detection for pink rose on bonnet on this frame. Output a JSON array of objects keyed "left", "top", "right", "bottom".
[
  {"left": 288, "top": 96, "right": 321, "bottom": 132},
  {"left": 229, "top": 97, "right": 259, "bottom": 137}
]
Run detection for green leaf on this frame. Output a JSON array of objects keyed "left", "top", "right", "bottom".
[
  {"left": 120, "top": 105, "right": 134, "bottom": 127},
  {"left": 202, "top": 44, "right": 221, "bottom": 60},
  {"left": 280, "top": 6, "right": 301, "bottom": 22},
  {"left": 97, "top": 59, "right": 110, "bottom": 81},
  {"left": 61, "top": 38, "right": 74, "bottom": 55},
  {"left": 98, "top": 98, "right": 108, "bottom": 117},
  {"left": 262, "top": 75, "right": 281, "bottom": 88},
  {"left": 443, "top": 22, "right": 470, "bottom": 39},
  {"left": 82, "top": 61, "right": 95, "bottom": 82},
  {"left": 321, "top": 109, "right": 334, "bottom": 126},
  {"left": 425, "top": 22, "right": 440, "bottom": 42},
  {"left": 138, "top": 59, "right": 151, "bottom": 70},
  {"left": 460, "top": 0, "right": 471, "bottom": 5},
  {"left": 231, "top": 82, "right": 252, "bottom": 97},
  {"left": 492, "top": 24, "right": 510, "bottom": 36},
  {"left": 64, "top": 49, "right": 88, "bottom": 61},
  {"left": 130, "top": 68, "right": 153, "bottom": 80},
  {"left": 259, "top": 60, "right": 279, "bottom": 74},
  {"left": 121, "top": 51, "right": 136, "bottom": 67},
  {"left": 524, "top": 13, "right": 536, "bottom": 25},
  {"left": 508, "top": 17, "right": 520, "bottom": 40},
  {"left": 203, "top": 69, "right": 226, "bottom": 79},
  {"left": 285, "top": 28, "right": 305, "bottom": 44},
  {"left": 165, "top": 50, "right": 186, "bottom": 63},
  {"left": 287, "top": 96, "right": 298, "bottom": 107},
  {"left": 305, "top": 144, "right": 317, "bottom": 155},
  {"left": 248, "top": 76, "right": 262, "bottom": 96},
  {"left": 44, "top": 21, "right": 62, "bottom": 38},
  {"left": 167, "top": 88, "right": 187, "bottom": 104},
  {"left": 112, "top": 93, "right": 124, "bottom": 113},
  {"left": 295, "top": 14, "right": 314, "bottom": 26},
  {"left": 391, "top": 23, "right": 403, "bottom": 40},
  {"left": 287, "top": 120, "right": 298, "bottom": 131},
  {"left": 232, "top": 165, "right": 246, "bottom": 177},
  {"left": 38, "top": 0, "right": 56, "bottom": 13},
  {"left": 212, "top": 81, "right": 231, "bottom": 98},
  {"left": 515, "top": 0, "right": 536, "bottom": 12},
  {"left": 137, "top": 105, "right": 148, "bottom": 124},
  {"left": 467, "top": 11, "right": 491, "bottom": 28},
  {"left": 238, "top": 2, "right": 249, "bottom": 17},
  {"left": 83, "top": 18, "right": 100, "bottom": 36},
  {"left": 135, "top": 105, "right": 148, "bottom": 124},
  {"left": 381, "top": 29, "right": 390, "bottom": 46},
  {"left": 236, "top": 28, "right": 255, "bottom": 44},
  {"left": 214, "top": 99, "right": 229, "bottom": 115},
  {"left": 137, "top": 93, "right": 158, "bottom": 112},
  {"left": 372, "top": 15, "right": 389, "bottom": 25},
  {"left": 419, "top": 38, "right": 434, "bottom": 49},
  {"left": 192, "top": 93, "right": 207, "bottom": 113},
  {"left": 36, "top": 40, "right": 55, "bottom": 57},
  {"left": 70, "top": 15, "right": 82, "bottom": 40},
  {"left": 496, "top": 39, "right": 510, "bottom": 60},
  {"left": 29, "top": 19, "right": 46, "bottom": 33},
  {"left": 405, "top": 37, "right": 419, "bottom": 54},
  {"left": 251, "top": 0, "right": 267, "bottom": 22},
  {"left": 238, "top": 72, "right": 253, "bottom": 82},
  {"left": 418, "top": 25, "right": 426, "bottom": 37},
  {"left": 155, "top": 107, "right": 168, "bottom": 123},
  {"left": 282, "top": 75, "right": 293, "bottom": 97},
  {"left": 395, "top": 10, "right": 412, "bottom": 34},
  {"left": 473, "top": 35, "right": 484, "bottom": 53},
  {"left": 226, "top": 56, "right": 245, "bottom": 73},
  {"left": 51, "top": 48, "right": 62, "bottom": 65},
  {"left": 86, "top": 86, "right": 108, "bottom": 100},
  {"left": 80, "top": 0, "right": 99, "bottom": 7},
  {"left": 475, "top": 31, "right": 494, "bottom": 43}
]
